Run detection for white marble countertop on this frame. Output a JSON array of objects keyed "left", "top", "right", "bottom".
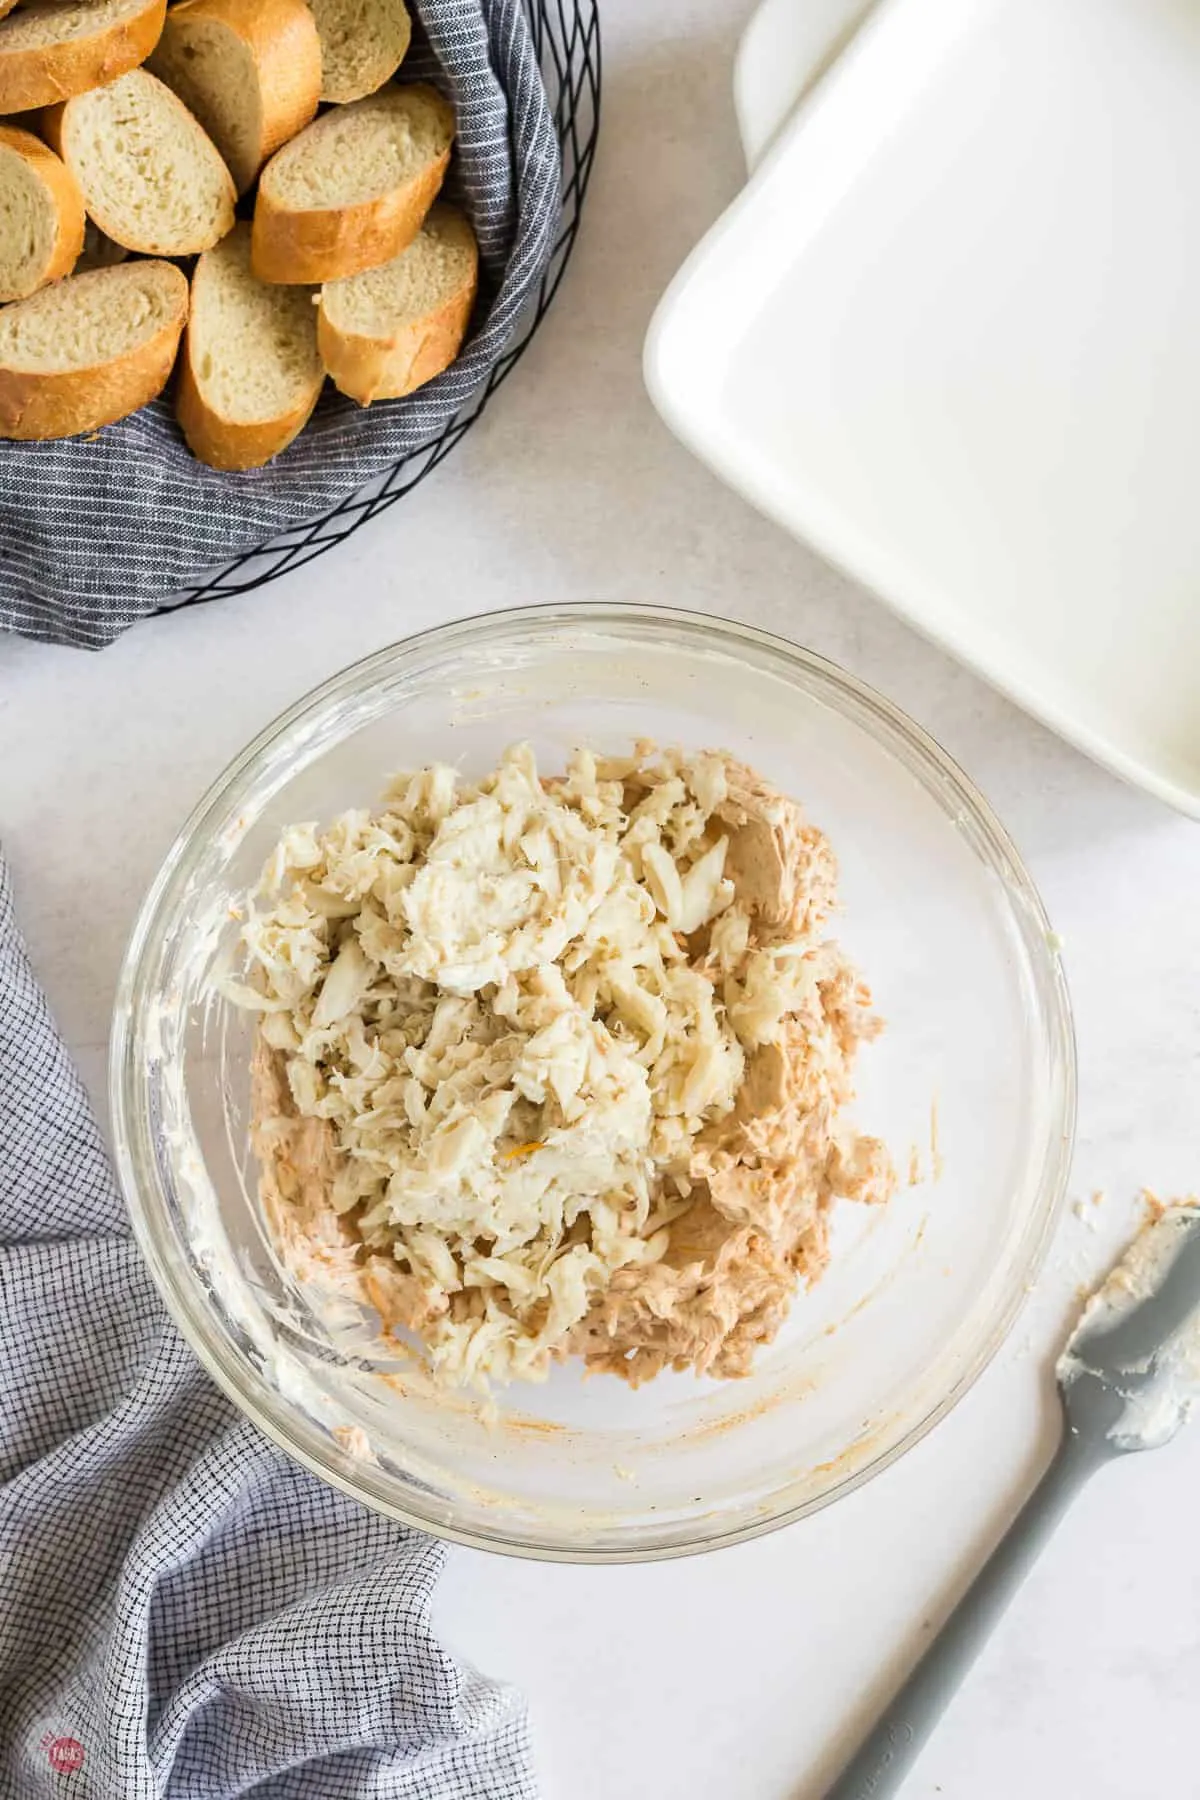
[{"left": 3, "top": 2, "right": 1200, "bottom": 1793}]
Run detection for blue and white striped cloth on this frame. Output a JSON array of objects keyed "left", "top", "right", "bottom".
[
  {"left": 0, "top": 854, "right": 540, "bottom": 1799},
  {"left": 0, "top": 0, "right": 562, "bottom": 649}
]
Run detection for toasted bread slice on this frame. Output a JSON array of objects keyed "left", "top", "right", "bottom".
[
  {"left": 0, "top": 0, "right": 165, "bottom": 114},
  {"left": 0, "top": 258, "right": 187, "bottom": 438},
  {"left": 252, "top": 81, "right": 453, "bottom": 285},
  {"left": 149, "top": 0, "right": 321, "bottom": 195},
  {"left": 44, "top": 66, "right": 235, "bottom": 256},
  {"left": 176, "top": 221, "right": 323, "bottom": 470},
  {"left": 0, "top": 122, "right": 84, "bottom": 301},
  {"left": 318, "top": 202, "right": 476, "bottom": 405},
  {"left": 305, "top": 0, "right": 411, "bottom": 104}
]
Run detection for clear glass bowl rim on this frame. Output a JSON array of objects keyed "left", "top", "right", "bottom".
[{"left": 110, "top": 602, "right": 1077, "bottom": 1562}]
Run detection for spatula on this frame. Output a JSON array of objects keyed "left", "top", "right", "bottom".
[{"left": 822, "top": 1202, "right": 1200, "bottom": 1800}]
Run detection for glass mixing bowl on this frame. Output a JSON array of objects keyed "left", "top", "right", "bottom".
[{"left": 111, "top": 605, "right": 1075, "bottom": 1560}]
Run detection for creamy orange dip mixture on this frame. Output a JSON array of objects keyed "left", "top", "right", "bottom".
[{"left": 226, "top": 744, "right": 894, "bottom": 1391}]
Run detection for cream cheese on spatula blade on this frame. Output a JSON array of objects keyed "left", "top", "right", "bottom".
[{"left": 1058, "top": 1203, "right": 1200, "bottom": 1452}]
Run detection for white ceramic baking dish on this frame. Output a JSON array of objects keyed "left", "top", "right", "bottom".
[{"left": 650, "top": 0, "right": 1200, "bottom": 817}]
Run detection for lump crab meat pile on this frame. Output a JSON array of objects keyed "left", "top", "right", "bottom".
[{"left": 228, "top": 743, "right": 894, "bottom": 1390}]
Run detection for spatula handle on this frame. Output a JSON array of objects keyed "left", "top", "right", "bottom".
[{"left": 821, "top": 1421, "right": 1103, "bottom": 1800}]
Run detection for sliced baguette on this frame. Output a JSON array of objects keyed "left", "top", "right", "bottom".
[
  {"left": 176, "top": 221, "right": 323, "bottom": 470},
  {"left": 0, "top": 122, "right": 84, "bottom": 302},
  {"left": 0, "top": 257, "right": 187, "bottom": 438},
  {"left": 252, "top": 81, "right": 454, "bottom": 285},
  {"left": 148, "top": 0, "right": 321, "bottom": 196},
  {"left": 318, "top": 202, "right": 476, "bottom": 405},
  {"left": 0, "top": 0, "right": 166, "bottom": 114},
  {"left": 305, "top": 0, "right": 411, "bottom": 105},
  {"left": 44, "top": 66, "right": 235, "bottom": 256}
]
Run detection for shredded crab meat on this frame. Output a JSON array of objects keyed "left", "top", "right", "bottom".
[{"left": 228, "top": 743, "right": 894, "bottom": 1390}]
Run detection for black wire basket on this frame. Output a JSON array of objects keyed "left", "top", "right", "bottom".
[{"left": 158, "top": 0, "right": 600, "bottom": 621}]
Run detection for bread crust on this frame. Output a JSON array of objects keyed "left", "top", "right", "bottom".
[
  {"left": 0, "top": 260, "right": 188, "bottom": 439},
  {"left": 318, "top": 218, "right": 477, "bottom": 405},
  {"left": 251, "top": 84, "right": 453, "bottom": 284},
  {"left": 176, "top": 348, "right": 321, "bottom": 469},
  {"left": 0, "top": 0, "right": 166, "bottom": 113},
  {"left": 43, "top": 69, "right": 236, "bottom": 255},
  {"left": 150, "top": 0, "right": 321, "bottom": 194},
  {"left": 176, "top": 225, "right": 323, "bottom": 470},
  {"left": 0, "top": 122, "right": 85, "bottom": 301},
  {"left": 311, "top": 0, "right": 412, "bottom": 104}
]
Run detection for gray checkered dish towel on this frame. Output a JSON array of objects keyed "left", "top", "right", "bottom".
[
  {"left": 0, "top": 0, "right": 562, "bottom": 650},
  {"left": 0, "top": 856, "right": 538, "bottom": 1799}
]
